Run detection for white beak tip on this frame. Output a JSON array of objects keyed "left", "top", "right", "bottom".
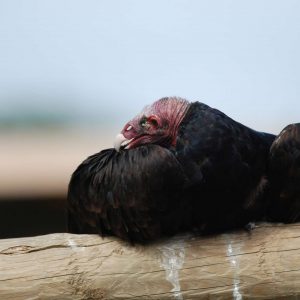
[{"left": 114, "top": 133, "right": 130, "bottom": 152}]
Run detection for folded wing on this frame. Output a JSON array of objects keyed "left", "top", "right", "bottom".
[
  {"left": 267, "top": 123, "right": 300, "bottom": 222},
  {"left": 67, "top": 145, "right": 189, "bottom": 243}
]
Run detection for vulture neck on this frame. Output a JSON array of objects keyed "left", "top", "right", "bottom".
[{"left": 169, "top": 101, "right": 191, "bottom": 146}]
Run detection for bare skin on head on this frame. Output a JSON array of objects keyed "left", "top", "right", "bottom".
[{"left": 114, "top": 97, "right": 191, "bottom": 151}]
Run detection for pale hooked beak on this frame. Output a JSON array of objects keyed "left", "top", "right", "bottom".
[{"left": 114, "top": 133, "right": 133, "bottom": 152}]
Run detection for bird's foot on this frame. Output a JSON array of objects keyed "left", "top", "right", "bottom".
[{"left": 245, "top": 222, "right": 256, "bottom": 232}]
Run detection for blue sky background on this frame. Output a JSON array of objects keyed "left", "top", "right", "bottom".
[{"left": 0, "top": 0, "right": 299, "bottom": 133}]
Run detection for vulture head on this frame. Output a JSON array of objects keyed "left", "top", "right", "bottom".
[{"left": 114, "top": 97, "right": 190, "bottom": 151}]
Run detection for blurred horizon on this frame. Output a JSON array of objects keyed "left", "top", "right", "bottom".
[
  {"left": 0, "top": 89, "right": 298, "bottom": 134},
  {"left": 1, "top": 0, "right": 300, "bottom": 135}
]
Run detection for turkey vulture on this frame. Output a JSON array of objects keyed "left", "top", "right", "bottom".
[
  {"left": 68, "top": 97, "right": 299, "bottom": 242},
  {"left": 266, "top": 123, "right": 300, "bottom": 222},
  {"left": 114, "top": 97, "right": 276, "bottom": 231}
]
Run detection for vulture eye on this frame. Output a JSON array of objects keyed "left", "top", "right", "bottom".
[
  {"left": 147, "top": 116, "right": 159, "bottom": 128},
  {"left": 149, "top": 118, "right": 158, "bottom": 127}
]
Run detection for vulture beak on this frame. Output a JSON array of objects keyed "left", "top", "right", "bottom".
[{"left": 114, "top": 133, "right": 132, "bottom": 152}]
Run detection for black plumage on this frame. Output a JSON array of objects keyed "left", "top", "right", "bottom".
[
  {"left": 174, "top": 102, "right": 275, "bottom": 233},
  {"left": 68, "top": 145, "right": 189, "bottom": 242},
  {"left": 68, "top": 98, "right": 299, "bottom": 242},
  {"left": 266, "top": 123, "right": 300, "bottom": 222}
]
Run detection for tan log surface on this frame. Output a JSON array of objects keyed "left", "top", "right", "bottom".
[{"left": 1, "top": 223, "right": 300, "bottom": 300}]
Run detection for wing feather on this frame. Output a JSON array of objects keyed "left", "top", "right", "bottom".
[
  {"left": 67, "top": 145, "right": 188, "bottom": 242},
  {"left": 267, "top": 123, "right": 300, "bottom": 222}
]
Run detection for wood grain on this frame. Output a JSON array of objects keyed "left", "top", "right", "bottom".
[{"left": 1, "top": 223, "right": 300, "bottom": 299}]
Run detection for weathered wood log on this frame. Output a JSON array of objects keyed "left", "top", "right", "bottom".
[{"left": 1, "top": 223, "right": 300, "bottom": 299}]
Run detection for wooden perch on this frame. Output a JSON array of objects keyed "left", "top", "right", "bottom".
[{"left": 1, "top": 223, "right": 300, "bottom": 299}]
